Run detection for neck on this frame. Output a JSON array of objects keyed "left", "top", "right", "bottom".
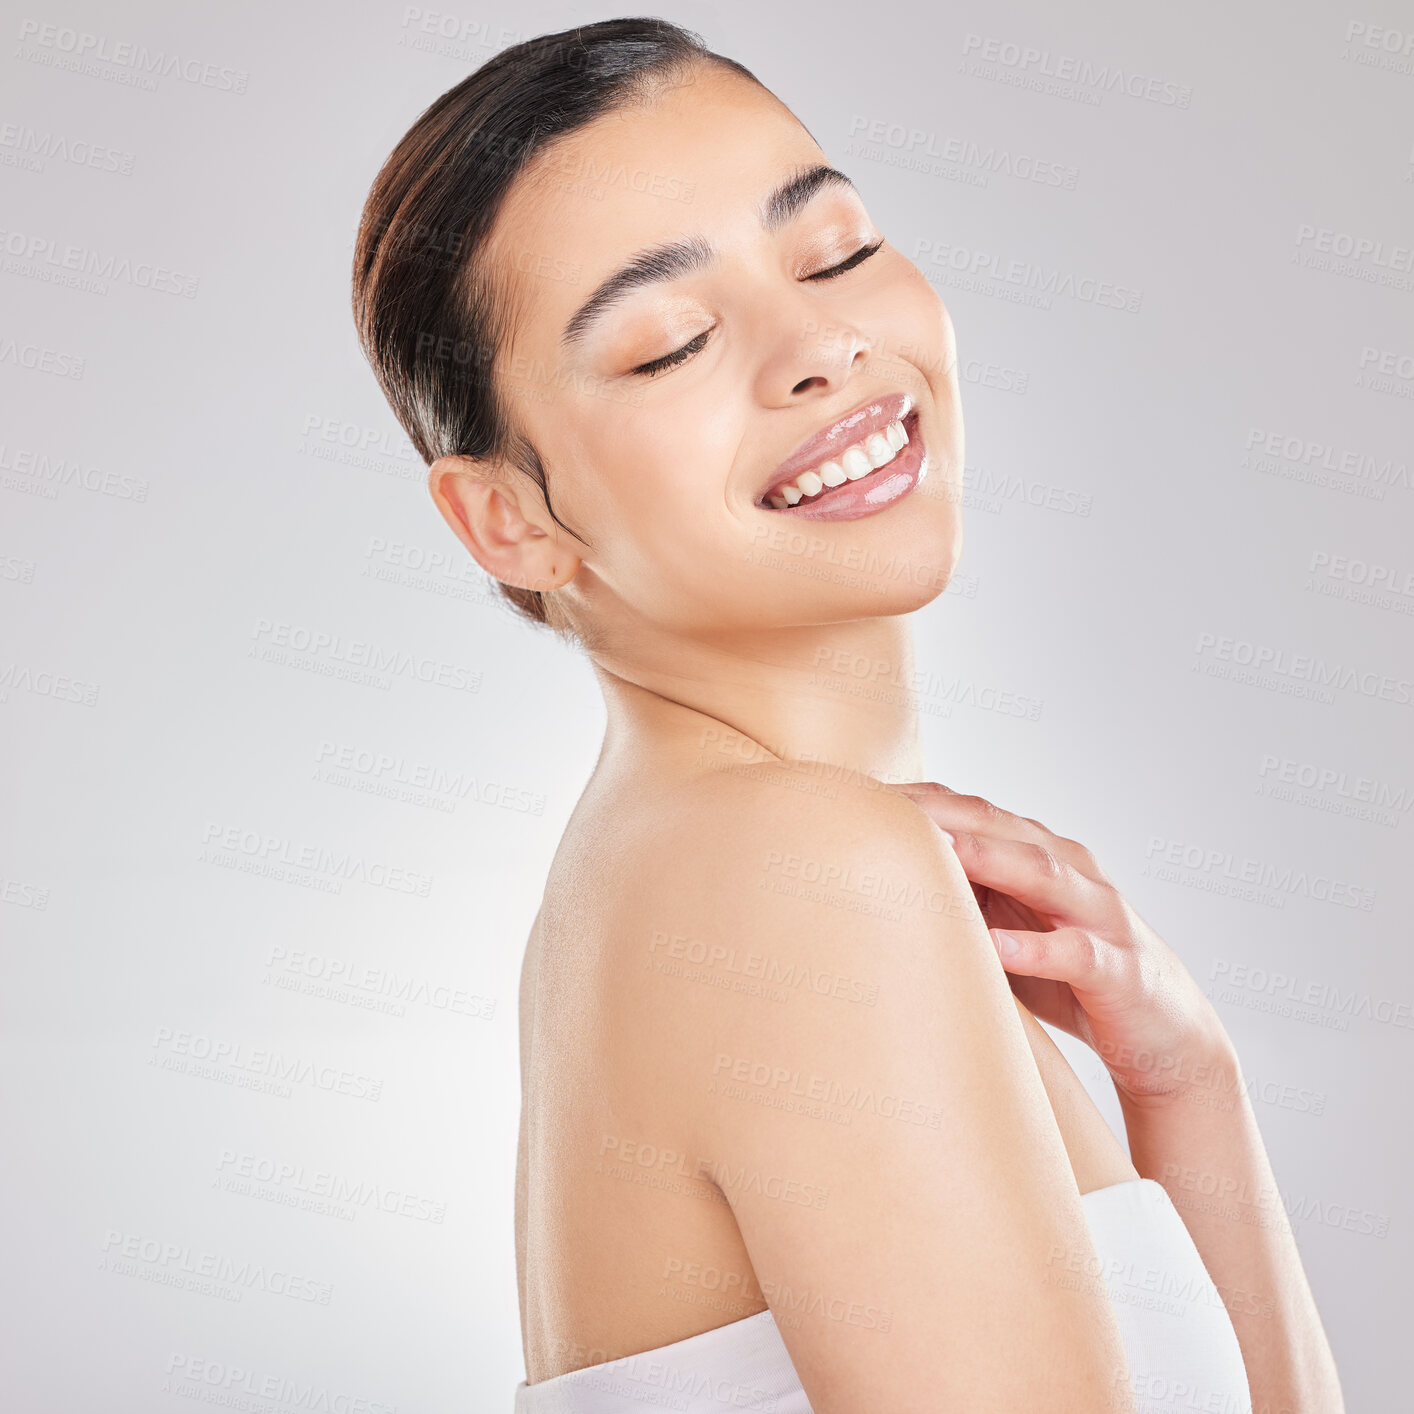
[{"left": 588, "top": 614, "right": 927, "bottom": 786}]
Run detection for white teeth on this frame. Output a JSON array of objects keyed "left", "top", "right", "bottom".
[
  {"left": 841, "top": 446, "right": 873, "bottom": 479},
  {"left": 765, "top": 417, "right": 910, "bottom": 507},
  {"left": 865, "top": 433, "right": 894, "bottom": 467}
]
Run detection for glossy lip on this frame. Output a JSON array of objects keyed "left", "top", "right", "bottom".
[
  {"left": 754, "top": 390, "right": 914, "bottom": 507},
  {"left": 768, "top": 410, "right": 926, "bottom": 521}
]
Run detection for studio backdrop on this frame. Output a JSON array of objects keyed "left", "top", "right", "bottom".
[{"left": 2, "top": 0, "right": 1410, "bottom": 1409}]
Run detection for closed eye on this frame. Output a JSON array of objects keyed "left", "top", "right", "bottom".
[
  {"left": 632, "top": 328, "right": 712, "bottom": 379},
  {"left": 806, "top": 237, "right": 886, "bottom": 282},
  {"left": 630, "top": 238, "right": 887, "bottom": 378}
]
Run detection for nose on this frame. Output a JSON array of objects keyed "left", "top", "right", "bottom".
[{"left": 751, "top": 290, "right": 873, "bottom": 406}]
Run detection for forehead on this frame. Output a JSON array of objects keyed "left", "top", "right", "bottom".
[{"left": 485, "top": 66, "right": 822, "bottom": 350}]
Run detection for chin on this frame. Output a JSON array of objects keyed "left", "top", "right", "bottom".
[
  {"left": 809, "top": 509, "right": 965, "bottom": 623},
  {"left": 867, "top": 491, "right": 964, "bottom": 615}
]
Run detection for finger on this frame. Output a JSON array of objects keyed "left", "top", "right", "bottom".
[
  {"left": 989, "top": 925, "right": 1114, "bottom": 989},
  {"left": 946, "top": 829, "right": 1112, "bottom": 924},
  {"left": 894, "top": 781, "right": 1091, "bottom": 869},
  {"left": 886, "top": 781, "right": 1107, "bottom": 884},
  {"left": 887, "top": 780, "right": 957, "bottom": 799}
]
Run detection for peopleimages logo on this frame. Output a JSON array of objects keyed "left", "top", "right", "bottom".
[
  {"left": 15, "top": 19, "right": 249, "bottom": 93},
  {"left": 1145, "top": 837, "right": 1376, "bottom": 911},
  {"left": 1193, "top": 631, "right": 1413, "bottom": 708},
  {"left": 1341, "top": 20, "right": 1414, "bottom": 76},
  {"left": 912, "top": 237, "right": 1143, "bottom": 312},
  {"left": 200, "top": 822, "right": 435, "bottom": 897},
  {"left": 959, "top": 33, "right": 1193, "bottom": 107},
  {"left": 0, "top": 227, "right": 199, "bottom": 297},
  {"left": 1209, "top": 959, "right": 1414, "bottom": 1033},
  {"left": 215, "top": 1148, "right": 448, "bottom": 1223},
  {"left": 163, "top": 1355, "right": 396, "bottom": 1413},
  {"left": 0, "top": 122, "right": 136, "bottom": 175},
  {"left": 0, "top": 336, "right": 85, "bottom": 378},
  {"left": 1257, "top": 753, "right": 1413, "bottom": 815},
  {"left": 1243, "top": 428, "right": 1410, "bottom": 495},
  {"left": 249, "top": 617, "right": 483, "bottom": 693},
  {"left": 99, "top": 1231, "right": 331, "bottom": 1304},
  {"left": 846, "top": 115, "right": 1079, "bottom": 189}
]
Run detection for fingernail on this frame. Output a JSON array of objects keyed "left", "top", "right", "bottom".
[{"left": 992, "top": 929, "right": 1020, "bottom": 957}]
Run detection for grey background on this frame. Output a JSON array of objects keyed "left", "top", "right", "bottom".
[{"left": 2, "top": 0, "right": 1410, "bottom": 1408}]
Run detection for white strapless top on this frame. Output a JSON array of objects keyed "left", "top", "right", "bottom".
[{"left": 512, "top": 1178, "right": 1252, "bottom": 1413}]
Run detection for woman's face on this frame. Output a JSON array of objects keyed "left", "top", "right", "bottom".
[{"left": 469, "top": 62, "right": 964, "bottom": 642}]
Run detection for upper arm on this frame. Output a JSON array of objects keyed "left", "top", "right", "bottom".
[{"left": 625, "top": 767, "right": 1132, "bottom": 1412}]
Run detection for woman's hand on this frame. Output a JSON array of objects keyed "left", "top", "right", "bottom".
[{"left": 884, "top": 780, "right": 1239, "bottom": 1109}]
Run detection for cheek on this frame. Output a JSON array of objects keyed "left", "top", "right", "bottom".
[
  {"left": 579, "top": 413, "right": 742, "bottom": 589},
  {"left": 603, "top": 415, "right": 723, "bottom": 520},
  {"left": 630, "top": 394, "right": 744, "bottom": 519}
]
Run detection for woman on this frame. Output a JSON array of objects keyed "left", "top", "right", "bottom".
[{"left": 352, "top": 18, "right": 1344, "bottom": 1412}]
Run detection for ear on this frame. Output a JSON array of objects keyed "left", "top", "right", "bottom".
[{"left": 428, "top": 454, "right": 580, "bottom": 597}]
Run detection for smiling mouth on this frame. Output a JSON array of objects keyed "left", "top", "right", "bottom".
[
  {"left": 758, "top": 409, "right": 916, "bottom": 509},
  {"left": 756, "top": 409, "right": 926, "bottom": 518}
]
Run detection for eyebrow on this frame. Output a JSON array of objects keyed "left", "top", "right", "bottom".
[{"left": 559, "top": 163, "right": 859, "bottom": 353}]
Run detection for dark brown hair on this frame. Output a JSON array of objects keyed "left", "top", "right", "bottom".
[{"left": 351, "top": 17, "right": 761, "bottom": 634}]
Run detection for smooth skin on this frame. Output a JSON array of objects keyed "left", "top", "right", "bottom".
[{"left": 428, "top": 60, "right": 1343, "bottom": 1412}]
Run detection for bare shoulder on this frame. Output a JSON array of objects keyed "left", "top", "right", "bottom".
[
  {"left": 597, "top": 759, "right": 1134, "bottom": 1404},
  {"left": 594, "top": 757, "right": 1027, "bottom": 1167},
  {"left": 627, "top": 756, "right": 974, "bottom": 929},
  {"left": 593, "top": 754, "right": 954, "bottom": 1009}
]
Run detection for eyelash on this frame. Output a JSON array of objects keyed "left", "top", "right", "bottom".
[{"left": 630, "top": 239, "right": 886, "bottom": 379}]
